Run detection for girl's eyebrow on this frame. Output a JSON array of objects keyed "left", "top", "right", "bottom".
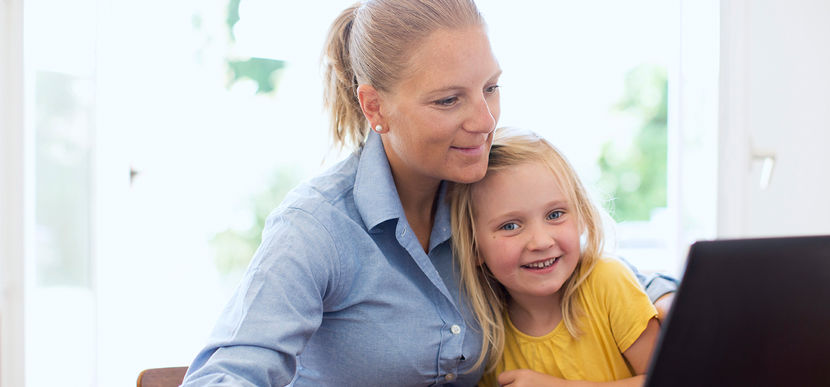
[
  {"left": 485, "top": 210, "right": 522, "bottom": 227},
  {"left": 484, "top": 199, "right": 570, "bottom": 226},
  {"left": 546, "top": 199, "right": 569, "bottom": 208}
]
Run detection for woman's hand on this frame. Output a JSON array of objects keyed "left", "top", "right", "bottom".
[{"left": 497, "top": 369, "right": 578, "bottom": 387}]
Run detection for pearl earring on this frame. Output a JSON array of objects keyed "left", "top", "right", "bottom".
[{"left": 374, "top": 124, "right": 383, "bottom": 133}]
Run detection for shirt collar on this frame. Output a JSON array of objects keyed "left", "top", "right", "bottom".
[
  {"left": 429, "top": 182, "right": 452, "bottom": 250},
  {"left": 354, "top": 131, "right": 453, "bottom": 248},
  {"left": 354, "top": 131, "right": 405, "bottom": 232}
]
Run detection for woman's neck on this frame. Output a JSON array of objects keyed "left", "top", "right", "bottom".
[
  {"left": 507, "top": 293, "right": 562, "bottom": 337},
  {"left": 390, "top": 168, "right": 441, "bottom": 253}
]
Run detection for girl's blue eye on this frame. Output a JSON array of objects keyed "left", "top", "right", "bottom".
[
  {"left": 547, "top": 211, "right": 564, "bottom": 220},
  {"left": 501, "top": 222, "right": 518, "bottom": 231},
  {"left": 485, "top": 84, "right": 500, "bottom": 94}
]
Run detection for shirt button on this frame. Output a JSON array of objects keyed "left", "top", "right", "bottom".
[
  {"left": 450, "top": 324, "right": 461, "bottom": 335},
  {"left": 445, "top": 373, "right": 456, "bottom": 381}
]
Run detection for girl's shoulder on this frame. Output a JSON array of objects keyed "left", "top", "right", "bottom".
[
  {"left": 586, "top": 257, "right": 637, "bottom": 284},
  {"left": 582, "top": 257, "right": 650, "bottom": 305}
]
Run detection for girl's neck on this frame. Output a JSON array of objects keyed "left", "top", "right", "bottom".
[{"left": 507, "top": 293, "right": 562, "bottom": 337}]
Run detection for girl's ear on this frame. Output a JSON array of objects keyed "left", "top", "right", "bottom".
[{"left": 356, "top": 84, "right": 384, "bottom": 130}]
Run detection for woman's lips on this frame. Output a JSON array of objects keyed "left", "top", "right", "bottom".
[{"left": 451, "top": 144, "right": 485, "bottom": 156}]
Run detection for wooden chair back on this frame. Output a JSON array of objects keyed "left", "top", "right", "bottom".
[{"left": 136, "top": 366, "right": 188, "bottom": 387}]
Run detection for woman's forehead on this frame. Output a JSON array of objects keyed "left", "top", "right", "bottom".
[{"left": 396, "top": 26, "right": 499, "bottom": 94}]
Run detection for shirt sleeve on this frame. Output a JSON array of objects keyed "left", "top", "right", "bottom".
[
  {"left": 591, "top": 258, "right": 658, "bottom": 353},
  {"left": 616, "top": 256, "right": 679, "bottom": 303},
  {"left": 181, "top": 207, "right": 341, "bottom": 387}
]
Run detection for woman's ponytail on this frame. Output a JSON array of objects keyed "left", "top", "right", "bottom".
[{"left": 322, "top": 3, "right": 367, "bottom": 151}]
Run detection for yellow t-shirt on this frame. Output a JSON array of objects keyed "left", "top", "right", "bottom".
[{"left": 479, "top": 258, "right": 658, "bottom": 386}]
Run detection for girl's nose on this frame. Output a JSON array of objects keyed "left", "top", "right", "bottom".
[{"left": 527, "top": 224, "right": 556, "bottom": 251}]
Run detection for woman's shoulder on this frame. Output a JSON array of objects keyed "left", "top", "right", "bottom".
[
  {"left": 283, "top": 154, "right": 360, "bottom": 209},
  {"left": 251, "top": 156, "right": 363, "bottom": 272}
]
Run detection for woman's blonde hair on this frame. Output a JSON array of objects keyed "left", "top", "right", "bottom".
[
  {"left": 322, "top": 0, "right": 484, "bottom": 151},
  {"left": 448, "top": 127, "right": 606, "bottom": 372}
]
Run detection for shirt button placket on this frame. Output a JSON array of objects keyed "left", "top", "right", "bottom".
[{"left": 442, "top": 324, "right": 462, "bottom": 383}]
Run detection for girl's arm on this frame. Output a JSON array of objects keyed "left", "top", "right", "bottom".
[
  {"left": 497, "top": 318, "right": 661, "bottom": 387},
  {"left": 621, "top": 317, "right": 661, "bottom": 374},
  {"left": 498, "top": 371, "right": 644, "bottom": 387}
]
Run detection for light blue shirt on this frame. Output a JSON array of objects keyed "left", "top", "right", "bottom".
[{"left": 182, "top": 131, "right": 484, "bottom": 386}]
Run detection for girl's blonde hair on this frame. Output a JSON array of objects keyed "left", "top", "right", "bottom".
[
  {"left": 322, "top": 0, "right": 484, "bottom": 151},
  {"left": 449, "top": 127, "right": 606, "bottom": 372}
]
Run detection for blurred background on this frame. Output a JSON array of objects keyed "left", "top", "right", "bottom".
[{"left": 2, "top": 0, "right": 829, "bottom": 386}]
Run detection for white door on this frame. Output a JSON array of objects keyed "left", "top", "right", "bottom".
[{"left": 718, "top": 0, "right": 830, "bottom": 238}]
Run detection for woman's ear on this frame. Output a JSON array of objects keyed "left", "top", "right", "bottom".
[{"left": 356, "top": 84, "right": 385, "bottom": 132}]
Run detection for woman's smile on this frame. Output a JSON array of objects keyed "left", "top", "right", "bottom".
[{"left": 450, "top": 142, "right": 488, "bottom": 156}]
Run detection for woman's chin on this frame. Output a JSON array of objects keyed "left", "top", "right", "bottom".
[{"left": 447, "top": 165, "right": 488, "bottom": 184}]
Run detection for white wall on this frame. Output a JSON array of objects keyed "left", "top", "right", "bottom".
[
  {"left": 0, "top": 0, "right": 26, "bottom": 386},
  {"left": 719, "top": 0, "right": 830, "bottom": 237}
]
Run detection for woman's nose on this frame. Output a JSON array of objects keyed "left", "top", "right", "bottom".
[{"left": 465, "top": 95, "right": 496, "bottom": 134}]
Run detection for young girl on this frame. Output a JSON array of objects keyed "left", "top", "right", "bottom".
[{"left": 449, "top": 127, "right": 661, "bottom": 386}]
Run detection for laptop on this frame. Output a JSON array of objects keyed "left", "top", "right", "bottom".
[{"left": 644, "top": 235, "right": 830, "bottom": 387}]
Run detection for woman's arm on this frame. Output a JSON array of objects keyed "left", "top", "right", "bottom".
[{"left": 181, "top": 208, "right": 340, "bottom": 386}]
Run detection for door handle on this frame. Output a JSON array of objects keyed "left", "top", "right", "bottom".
[{"left": 750, "top": 151, "right": 776, "bottom": 190}]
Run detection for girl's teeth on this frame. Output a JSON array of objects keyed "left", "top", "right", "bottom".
[{"left": 524, "top": 257, "right": 558, "bottom": 269}]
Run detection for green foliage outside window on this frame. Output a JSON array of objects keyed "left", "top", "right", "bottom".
[
  {"left": 597, "top": 65, "right": 668, "bottom": 222},
  {"left": 211, "top": 168, "right": 300, "bottom": 275},
  {"left": 225, "top": 0, "right": 285, "bottom": 94}
]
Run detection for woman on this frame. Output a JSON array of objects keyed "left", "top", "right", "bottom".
[{"left": 181, "top": 1, "right": 676, "bottom": 386}]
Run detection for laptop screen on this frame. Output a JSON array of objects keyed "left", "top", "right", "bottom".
[{"left": 644, "top": 235, "right": 830, "bottom": 387}]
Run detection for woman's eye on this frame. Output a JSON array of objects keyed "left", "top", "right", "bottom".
[
  {"left": 485, "top": 84, "right": 500, "bottom": 94},
  {"left": 547, "top": 211, "right": 564, "bottom": 220},
  {"left": 435, "top": 96, "right": 458, "bottom": 106},
  {"left": 500, "top": 222, "right": 518, "bottom": 231}
]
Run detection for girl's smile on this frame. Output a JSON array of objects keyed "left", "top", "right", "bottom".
[{"left": 521, "top": 256, "right": 560, "bottom": 271}]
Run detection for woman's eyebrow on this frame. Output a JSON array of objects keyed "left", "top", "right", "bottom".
[
  {"left": 427, "top": 70, "right": 503, "bottom": 96},
  {"left": 427, "top": 86, "right": 465, "bottom": 96},
  {"left": 489, "top": 69, "right": 503, "bottom": 81}
]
